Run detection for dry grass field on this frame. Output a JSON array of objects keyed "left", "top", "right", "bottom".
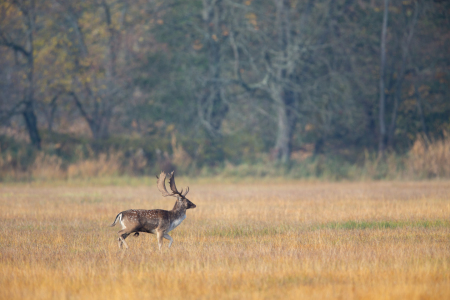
[{"left": 0, "top": 180, "right": 449, "bottom": 300}]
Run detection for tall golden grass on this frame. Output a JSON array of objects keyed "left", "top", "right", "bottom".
[
  {"left": 0, "top": 181, "right": 449, "bottom": 299},
  {"left": 67, "top": 152, "right": 123, "bottom": 179},
  {"left": 407, "top": 134, "right": 450, "bottom": 177}
]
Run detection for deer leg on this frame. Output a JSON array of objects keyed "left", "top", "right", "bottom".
[
  {"left": 117, "top": 231, "right": 130, "bottom": 249},
  {"left": 163, "top": 233, "right": 173, "bottom": 248},
  {"left": 156, "top": 231, "right": 164, "bottom": 251}
]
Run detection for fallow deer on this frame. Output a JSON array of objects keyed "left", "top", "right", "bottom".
[{"left": 110, "top": 171, "right": 196, "bottom": 250}]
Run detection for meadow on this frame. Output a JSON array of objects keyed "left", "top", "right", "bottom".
[{"left": 0, "top": 180, "right": 449, "bottom": 299}]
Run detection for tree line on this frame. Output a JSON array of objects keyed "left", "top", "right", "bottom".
[{"left": 0, "top": 0, "right": 449, "bottom": 170}]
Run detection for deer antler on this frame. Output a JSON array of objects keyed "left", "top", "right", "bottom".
[
  {"left": 168, "top": 171, "right": 189, "bottom": 197},
  {"left": 156, "top": 171, "right": 175, "bottom": 197}
]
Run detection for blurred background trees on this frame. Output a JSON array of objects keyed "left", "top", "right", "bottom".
[{"left": 0, "top": 0, "right": 449, "bottom": 179}]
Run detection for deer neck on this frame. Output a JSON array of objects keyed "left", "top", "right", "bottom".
[{"left": 171, "top": 200, "right": 186, "bottom": 217}]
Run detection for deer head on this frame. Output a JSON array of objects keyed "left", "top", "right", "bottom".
[{"left": 156, "top": 171, "right": 196, "bottom": 210}]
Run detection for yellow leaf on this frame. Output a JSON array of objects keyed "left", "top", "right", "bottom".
[
  {"left": 193, "top": 40, "right": 203, "bottom": 50},
  {"left": 245, "top": 13, "right": 258, "bottom": 30},
  {"left": 166, "top": 124, "right": 175, "bottom": 132}
]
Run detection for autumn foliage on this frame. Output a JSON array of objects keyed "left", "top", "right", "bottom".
[{"left": 0, "top": 0, "right": 449, "bottom": 178}]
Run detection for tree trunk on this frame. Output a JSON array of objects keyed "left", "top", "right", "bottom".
[
  {"left": 387, "top": 85, "right": 400, "bottom": 149},
  {"left": 24, "top": 1, "right": 41, "bottom": 149},
  {"left": 273, "top": 89, "right": 297, "bottom": 164},
  {"left": 415, "top": 84, "right": 429, "bottom": 145},
  {"left": 102, "top": 0, "right": 117, "bottom": 79},
  {"left": 87, "top": 110, "right": 110, "bottom": 140},
  {"left": 272, "top": 0, "right": 296, "bottom": 164},
  {"left": 23, "top": 101, "right": 41, "bottom": 149},
  {"left": 387, "top": 1, "right": 419, "bottom": 149},
  {"left": 274, "top": 98, "right": 290, "bottom": 163},
  {"left": 378, "top": 0, "right": 389, "bottom": 157},
  {"left": 71, "top": 92, "right": 110, "bottom": 140},
  {"left": 198, "top": 0, "right": 228, "bottom": 136},
  {"left": 23, "top": 56, "right": 41, "bottom": 149}
]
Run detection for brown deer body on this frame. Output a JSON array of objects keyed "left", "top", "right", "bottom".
[{"left": 110, "top": 171, "right": 196, "bottom": 250}]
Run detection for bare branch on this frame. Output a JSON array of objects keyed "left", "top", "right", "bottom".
[
  {"left": 69, "top": 91, "right": 93, "bottom": 124},
  {"left": 0, "top": 33, "right": 30, "bottom": 57},
  {"left": 0, "top": 100, "right": 25, "bottom": 123}
]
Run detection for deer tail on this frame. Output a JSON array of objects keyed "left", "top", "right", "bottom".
[{"left": 110, "top": 212, "right": 122, "bottom": 227}]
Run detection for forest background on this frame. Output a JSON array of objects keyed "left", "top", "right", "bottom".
[{"left": 0, "top": 0, "right": 449, "bottom": 181}]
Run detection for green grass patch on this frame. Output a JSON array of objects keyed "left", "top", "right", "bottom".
[
  {"left": 206, "top": 224, "right": 292, "bottom": 238},
  {"left": 317, "top": 219, "right": 450, "bottom": 230},
  {"left": 205, "top": 220, "right": 450, "bottom": 238}
]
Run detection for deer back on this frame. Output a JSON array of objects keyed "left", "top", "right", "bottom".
[{"left": 120, "top": 209, "right": 171, "bottom": 233}]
